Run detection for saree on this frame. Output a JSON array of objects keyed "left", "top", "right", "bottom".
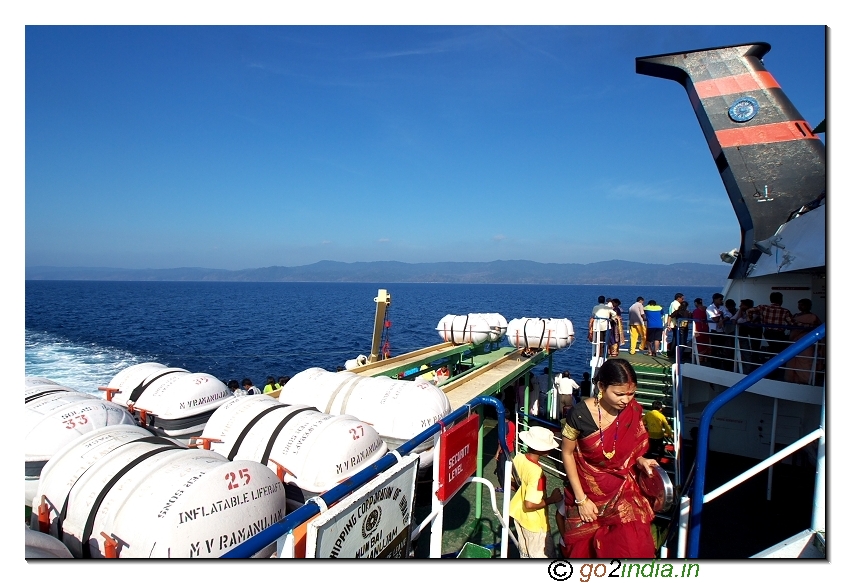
[
  {"left": 691, "top": 306, "right": 710, "bottom": 362},
  {"left": 561, "top": 399, "right": 656, "bottom": 558},
  {"left": 784, "top": 312, "right": 823, "bottom": 384},
  {"left": 607, "top": 309, "right": 623, "bottom": 357}
]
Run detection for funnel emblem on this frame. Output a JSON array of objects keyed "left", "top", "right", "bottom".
[{"left": 728, "top": 97, "right": 759, "bottom": 123}]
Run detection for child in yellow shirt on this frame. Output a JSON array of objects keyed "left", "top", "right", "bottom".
[{"left": 643, "top": 400, "right": 672, "bottom": 458}]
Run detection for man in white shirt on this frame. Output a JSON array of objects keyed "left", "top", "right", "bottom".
[
  {"left": 554, "top": 370, "right": 579, "bottom": 419},
  {"left": 668, "top": 293, "right": 685, "bottom": 348},
  {"left": 705, "top": 293, "right": 733, "bottom": 369},
  {"left": 628, "top": 297, "right": 647, "bottom": 354},
  {"left": 588, "top": 295, "right": 618, "bottom": 362},
  {"left": 515, "top": 374, "right": 541, "bottom": 417}
]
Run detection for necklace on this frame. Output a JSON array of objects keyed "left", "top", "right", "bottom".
[{"left": 597, "top": 400, "right": 620, "bottom": 459}]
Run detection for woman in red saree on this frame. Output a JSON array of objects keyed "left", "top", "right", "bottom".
[
  {"left": 559, "top": 358, "right": 658, "bottom": 558},
  {"left": 691, "top": 298, "right": 710, "bottom": 364},
  {"left": 784, "top": 298, "right": 823, "bottom": 384}
]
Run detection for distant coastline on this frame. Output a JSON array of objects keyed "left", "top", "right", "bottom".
[{"left": 25, "top": 260, "right": 729, "bottom": 287}]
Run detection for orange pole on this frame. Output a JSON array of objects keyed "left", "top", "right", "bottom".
[
  {"left": 37, "top": 496, "right": 50, "bottom": 533},
  {"left": 100, "top": 532, "right": 120, "bottom": 558}
]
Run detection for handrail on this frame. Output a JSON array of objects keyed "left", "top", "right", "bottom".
[
  {"left": 686, "top": 323, "right": 826, "bottom": 558},
  {"left": 702, "top": 428, "right": 824, "bottom": 505},
  {"left": 221, "top": 395, "right": 509, "bottom": 558}
]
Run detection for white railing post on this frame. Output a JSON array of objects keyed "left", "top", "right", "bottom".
[
  {"left": 502, "top": 458, "right": 513, "bottom": 558},
  {"left": 809, "top": 341, "right": 819, "bottom": 385},
  {"left": 671, "top": 357, "right": 681, "bottom": 488},
  {"left": 429, "top": 430, "right": 444, "bottom": 558},
  {"left": 733, "top": 328, "right": 742, "bottom": 374},
  {"left": 766, "top": 397, "right": 778, "bottom": 500},
  {"left": 677, "top": 495, "right": 690, "bottom": 559},
  {"left": 812, "top": 391, "right": 826, "bottom": 534}
]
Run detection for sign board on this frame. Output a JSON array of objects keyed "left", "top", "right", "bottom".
[
  {"left": 437, "top": 413, "right": 479, "bottom": 502},
  {"left": 306, "top": 454, "right": 419, "bottom": 558}
]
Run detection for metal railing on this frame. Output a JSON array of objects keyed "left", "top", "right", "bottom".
[
  {"left": 685, "top": 321, "right": 825, "bottom": 385},
  {"left": 684, "top": 323, "right": 826, "bottom": 558},
  {"left": 220, "top": 395, "right": 512, "bottom": 558}
]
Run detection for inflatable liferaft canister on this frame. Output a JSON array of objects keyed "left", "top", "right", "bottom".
[
  {"left": 476, "top": 313, "right": 508, "bottom": 342},
  {"left": 25, "top": 377, "right": 76, "bottom": 403},
  {"left": 25, "top": 387, "right": 138, "bottom": 506},
  {"left": 344, "top": 354, "right": 369, "bottom": 370},
  {"left": 106, "top": 364, "right": 233, "bottom": 440},
  {"left": 436, "top": 314, "right": 494, "bottom": 345},
  {"left": 201, "top": 395, "right": 388, "bottom": 499},
  {"left": 103, "top": 362, "right": 189, "bottom": 408},
  {"left": 32, "top": 425, "right": 286, "bottom": 558},
  {"left": 279, "top": 368, "right": 451, "bottom": 460},
  {"left": 506, "top": 317, "right": 575, "bottom": 350}
]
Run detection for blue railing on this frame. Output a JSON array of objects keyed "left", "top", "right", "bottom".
[
  {"left": 221, "top": 395, "right": 509, "bottom": 558},
  {"left": 687, "top": 323, "right": 826, "bottom": 558}
]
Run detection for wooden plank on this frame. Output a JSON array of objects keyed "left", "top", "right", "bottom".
[
  {"left": 353, "top": 342, "right": 472, "bottom": 377},
  {"left": 444, "top": 350, "right": 546, "bottom": 410}
]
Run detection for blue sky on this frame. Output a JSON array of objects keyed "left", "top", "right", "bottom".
[{"left": 21, "top": 20, "right": 827, "bottom": 270}]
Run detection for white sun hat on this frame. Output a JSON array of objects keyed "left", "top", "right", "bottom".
[{"left": 518, "top": 426, "right": 558, "bottom": 452}]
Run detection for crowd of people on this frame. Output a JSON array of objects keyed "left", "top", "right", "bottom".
[
  {"left": 591, "top": 291, "right": 823, "bottom": 383},
  {"left": 226, "top": 375, "right": 291, "bottom": 397}
]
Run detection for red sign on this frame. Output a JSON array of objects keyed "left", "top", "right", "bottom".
[{"left": 437, "top": 413, "right": 479, "bottom": 502}]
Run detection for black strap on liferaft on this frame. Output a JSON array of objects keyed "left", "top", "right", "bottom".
[
  {"left": 226, "top": 404, "right": 298, "bottom": 461},
  {"left": 25, "top": 389, "right": 68, "bottom": 404},
  {"left": 260, "top": 407, "right": 319, "bottom": 465},
  {"left": 127, "top": 369, "right": 184, "bottom": 404},
  {"left": 56, "top": 435, "right": 177, "bottom": 543},
  {"left": 79, "top": 437, "right": 183, "bottom": 558}
]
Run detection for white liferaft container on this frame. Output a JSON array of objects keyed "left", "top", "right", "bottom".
[
  {"left": 107, "top": 365, "right": 233, "bottom": 440},
  {"left": 436, "top": 314, "right": 493, "bottom": 345},
  {"left": 344, "top": 355, "right": 369, "bottom": 370},
  {"left": 25, "top": 377, "right": 74, "bottom": 404},
  {"left": 201, "top": 395, "right": 388, "bottom": 498},
  {"left": 474, "top": 313, "right": 508, "bottom": 342},
  {"left": 33, "top": 425, "right": 286, "bottom": 558},
  {"left": 104, "top": 362, "right": 189, "bottom": 408},
  {"left": 30, "top": 425, "right": 157, "bottom": 510},
  {"left": 279, "top": 368, "right": 451, "bottom": 461},
  {"left": 25, "top": 391, "right": 138, "bottom": 506},
  {"left": 506, "top": 317, "right": 576, "bottom": 350}
]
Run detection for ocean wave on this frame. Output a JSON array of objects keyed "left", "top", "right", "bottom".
[{"left": 25, "top": 330, "right": 146, "bottom": 395}]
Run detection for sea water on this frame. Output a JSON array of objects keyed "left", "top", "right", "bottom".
[{"left": 25, "top": 281, "right": 718, "bottom": 395}]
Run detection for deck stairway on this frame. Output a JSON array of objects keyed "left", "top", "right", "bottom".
[{"left": 620, "top": 353, "right": 678, "bottom": 539}]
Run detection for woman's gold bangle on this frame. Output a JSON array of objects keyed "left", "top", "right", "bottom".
[{"left": 575, "top": 496, "right": 588, "bottom": 505}]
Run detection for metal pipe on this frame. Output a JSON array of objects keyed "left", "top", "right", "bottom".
[
  {"left": 673, "top": 343, "right": 683, "bottom": 487},
  {"left": 429, "top": 430, "right": 444, "bottom": 558},
  {"left": 766, "top": 397, "right": 778, "bottom": 500},
  {"left": 811, "top": 392, "right": 826, "bottom": 534},
  {"left": 502, "top": 458, "right": 513, "bottom": 558},
  {"left": 677, "top": 495, "right": 690, "bottom": 559},
  {"left": 704, "top": 428, "right": 823, "bottom": 504},
  {"left": 368, "top": 289, "right": 391, "bottom": 363}
]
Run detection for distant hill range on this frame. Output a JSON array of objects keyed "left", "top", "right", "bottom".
[{"left": 26, "top": 260, "right": 730, "bottom": 286}]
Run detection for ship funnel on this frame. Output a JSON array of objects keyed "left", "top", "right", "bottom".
[{"left": 636, "top": 43, "right": 824, "bottom": 277}]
